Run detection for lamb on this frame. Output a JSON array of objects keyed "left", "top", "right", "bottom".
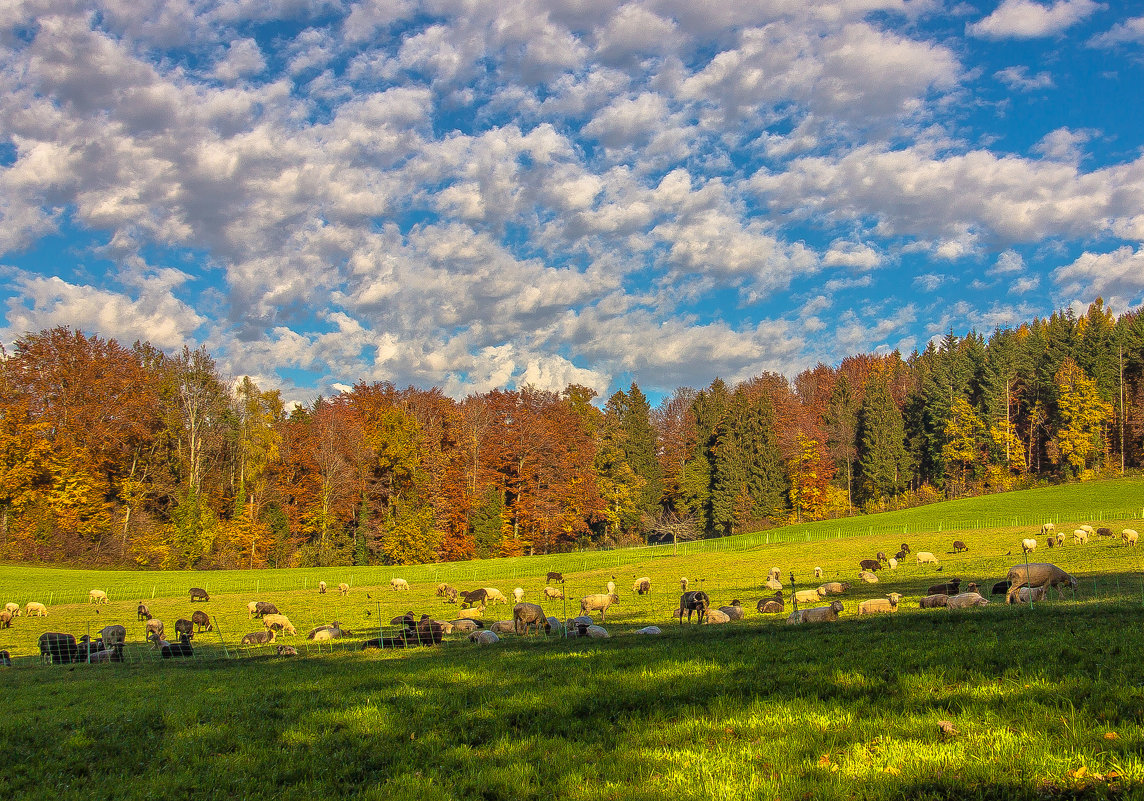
[
  {"left": 390, "top": 578, "right": 410, "bottom": 592},
  {"left": 338, "top": 582, "right": 350, "bottom": 596},
  {"left": 76, "top": 634, "right": 106, "bottom": 664},
  {"left": 1040, "top": 522, "right": 1056, "bottom": 536},
  {"left": 606, "top": 580, "right": 616, "bottom": 594},
  {"left": 1122, "top": 529, "right": 1139, "bottom": 546},
  {"left": 26, "top": 602, "right": 48, "bottom": 616},
  {"left": 1056, "top": 532, "right": 1065, "bottom": 546},
  {"left": 953, "top": 540, "right": 968, "bottom": 553},
  {"left": 794, "top": 588, "right": 825, "bottom": 605},
  {"left": 437, "top": 621, "right": 455, "bottom": 635},
  {"left": 89, "top": 589, "right": 109, "bottom": 604},
  {"left": 1007, "top": 586, "right": 1047, "bottom": 604},
  {"left": 145, "top": 619, "right": 165, "bottom": 647},
  {"left": 858, "top": 593, "right": 902, "bottom": 615},
  {"left": 174, "top": 618, "right": 195, "bottom": 640},
  {"left": 1072, "top": 529, "right": 1089, "bottom": 544},
  {"left": 928, "top": 579, "right": 961, "bottom": 596},
  {"left": 859, "top": 559, "right": 881, "bottom": 572},
  {"left": 1046, "top": 536, "right": 1055, "bottom": 548},
  {"left": 1021, "top": 538, "right": 1037, "bottom": 554},
  {"left": 481, "top": 588, "right": 509, "bottom": 605},
  {"left": 512, "top": 587, "right": 525, "bottom": 603},
  {"left": 858, "top": 571, "right": 879, "bottom": 584},
  {"left": 764, "top": 577, "right": 783, "bottom": 591},
  {"left": 678, "top": 590, "right": 710, "bottom": 624},
  {"left": 513, "top": 602, "right": 551, "bottom": 635},
  {"left": 756, "top": 592, "right": 784, "bottom": 614},
  {"left": 680, "top": 577, "right": 689, "bottom": 591},
  {"left": 469, "top": 630, "right": 500, "bottom": 645},
  {"left": 705, "top": 608, "right": 731, "bottom": 624},
  {"left": 241, "top": 630, "right": 276, "bottom": 645},
  {"left": 3, "top": 602, "right": 19, "bottom": 617},
  {"left": 915, "top": 552, "right": 939, "bottom": 566},
  {"left": 161, "top": 634, "right": 194, "bottom": 659},
  {"left": 319, "top": 581, "right": 327, "bottom": 594},
  {"left": 632, "top": 577, "right": 651, "bottom": 595},
  {"left": 718, "top": 600, "right": 745, "bottom": 620},
  {"left": 1005, "top": 563, "right": 1078, "bottom": 602},
  {"left": 787, "top": 600, "right": 844, "bottom": 624},
  {"left": 261, "top": 614, "right": 297, "bottom": 635},
  {"left": 191, "top": 610, "right": 212, "bottom": 632},
  {"left": 543, "top": 586, "right": 564, "bottom": 600},
  {"left": 814, "top": 567, "right": 822, "bottom": 579},
  {"left": 137, "top": 602, "right": 151, "bottom": 621},
  {"left": 580, "top": 593, "right": 620, "bottom": 621},
  {"left": 818, "top": 582, "right": 850, "bottom": 596},
  {"left": 946, "top": 592, "right": 989, "bottom": 609},
  {"left": 277, "top": 645, "right": 297, "bottom": 656},
  {"left": 189, "top": 587, "right": 209, "bottom": 602},
  {"left": 441, "top": 586, "right": 459, "bottom": 603},
  {"left": 919, "top": 594, "right": 949, "bottom": 608},
  {"left": 0, "top": 611, "right": 10, "bottom": 628},
  {"left": 545, "top": 572, "right": 565, "bottom": 585}
]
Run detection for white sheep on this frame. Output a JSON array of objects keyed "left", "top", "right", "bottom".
[
  {"left": 88, "top": 589, "right": 109, "bottom": 604},
  {"left": 584, "top": 625, "right": 609, "bottom": 638},
  {"left": 915, "top": 552, "right": 939, "bottom": 566},
  {"left": 447, "top": 619, "right": 481, "bottom": 633},
  {"left": 718, "top": 601, "right": 745, "bottom": 620},
  {"left": 636, "top": 626, "right": 662, "bottom": 635},
  {"left": 787, "top": 600, "right": 844, "bottom": 624},
  {"left": 247, "top": 601, "right": 259, "bottom": 618},
  {"left": 814, "top": 566, "right": 822, "bottom": 579},
  {"left": 4, "top": 603, "right": 20, "bottom": 618},
  {"left": 1056, "top": 531, "right": 1065, "bottom": 545},
  {"left": 1072, "top": 529, "right": 1089, "bottom": 544},
  {"left": 318, "top": 581, "right": 327, "bottom": 594},
  {"left": 888, "top": 557, "right": 898, "bottom": 569},
  {"left": 1079, "top": 524, "right": 1095, "bottom": 535},
  {"left": 858, "top": 593, "right": 902, "bottom": 615},
  {"left": 946, "top": 592, "right": 989, "bottom": 609},
  {"left": 543, "top": 586, "right": 564, "bottom": 599},
  {"left": 1041, "top": 522, "right": 1056, "bottom": 536},
  {"left": 705, "top": 608, "right": 731, "bottom": 624},
  {"left": 456, "top": 605, "right": 486, "bottom": 620},
  {"left": 606, "top": 580, "right": 616, "bottom": 594},
  {"left": 680, "top": 577, "right": 688, "bottom": 590},
  {"left": 632, "top": 577, "right": 651, "bottom": 595},
  {"left": 512, "top": 587, "right": 525, "bottom": 603},
  {"left": 25, "top": 602, "right": 47, "bottom": 617},
  {"left": 481, "top": 588, "right": 509, "bottom": 605},
  {"left": 489, "top": 620, "right": 516, "bottom": 634},
  {"left": 1122, "top": 529, "right": 1139, "bottom": 546},
  {"left": 469, "top": 630, "right": 500, "bottom": 645},
  {"left": 1021, "top": 538, "right": 1037, "bottom": 554},
  {"left": 858, "top": 570, "right": 879, "bottom": 584},
  {"left": 261, "top": 614, "right": 297, "bottom": 635},
  {"left": 818, "top": 582, "right": 850, "bottom": 596},
  {"left": 794, "top": 589, "right": 825, "bottom": 605},
  {"left": 764, "top": 577, "right": 783, "bottom": 591},
  {"left": 579, "top": 593, "right": 620, "bottom": 621},
  {"left": 1007, "top": 586, "right": 1047, "bottom": 604},
  {"left": 768, "top": 567, "right": 781, "bottom": 581},
  {"left": 390, "top": 578, "right": 410, "bottom": 591}
]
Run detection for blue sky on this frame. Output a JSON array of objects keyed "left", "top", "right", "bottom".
[{"left": 2, "top": 0, "right": 1143, "bottom": 407}]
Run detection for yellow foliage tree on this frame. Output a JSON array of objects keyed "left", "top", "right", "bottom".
[{"left": 1053, "top": 359, "right": 1113, "bottom": 477}]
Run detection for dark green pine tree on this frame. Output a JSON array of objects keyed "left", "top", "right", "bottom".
[
  {"left": 615, "top": 383, "right": 665, "bottom": 521},
  {"left": 683, "top": 378, "right": 730, "bottom": 534},
  {"left": 739, "top": 389, "right": 787, "bottom": 523},
  {"left": 823, "top": 372, "right": 859, "bottom": 513},
  {"left": 857, "top": 371, "right": 912, "bottom": 504}
]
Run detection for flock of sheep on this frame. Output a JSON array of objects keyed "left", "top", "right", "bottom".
[{"left": 2, "top": 519, "right": 1137, "bottom": 664}]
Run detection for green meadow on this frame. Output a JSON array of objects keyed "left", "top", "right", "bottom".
[{"left": 3, "top": 477, "right": 1144, "bottom": 799}]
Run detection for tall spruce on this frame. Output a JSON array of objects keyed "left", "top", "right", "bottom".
[
  {"left": 613, "top": 383, "right": 664, "bottom": 521},
  {"left": 857, "top": 370, "right": 911, "bottom": 504},
  {"left": 823, "top": 373, "right": 859, "bottom": 513}
]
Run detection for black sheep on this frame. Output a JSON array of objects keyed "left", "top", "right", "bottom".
[
  {"left": 876, "top": 551, "right": 888, "bottom": 563},
  {"left": 679, "top": 590, "right": 710, "bottom": 624},
  {"left": 546, "top": 571, "right": 565, "bottom": 584},
  {"left": 952, "top": 540, "right": 968, "bottom": 553},
  {"left": 189, "top": 587, "right": 210, "bottom": 602},
  {"left": 859, "top": 559, "right": 881, "bottom": 572},
  {"left": 894, "top": 550, "right": 907, "bottom": 561},
  {"left": 0, "top": 650, "right": 10, "bottom": 667},
  {"left": 191, "top": 610, "right": 212, "bottom": 632},
  {"left": 174, "top": 618, "right": 195, "bottom": 640},
  {"left": 39, "top": 632, "right": 79, "bottom": 664},
  {"left": 634, "top": 578, "right": 651, "bottom": 595},
  {"left": 928, "top": 579, "right": 961, "bottom": 596},
  {"left": 137, "top": 602, "right": 152, "bottom": 621},
  {"left": 161, "top": 634, "right": 194, "bottom": 659},
  {"left": 900, "top": 543, "right": 911, "bottom": 554},
  {"left": 991, "top": 580, "right": 1012, "bottom": 596},
  {"left": 460, "top": 589, "right": 489, "bottom": 609}
]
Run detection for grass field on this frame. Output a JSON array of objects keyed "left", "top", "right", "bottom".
[{"left": 3, "top": 477, "right": 1144, "bottom": 799}]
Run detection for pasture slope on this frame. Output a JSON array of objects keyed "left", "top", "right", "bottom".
[{"left": 1, "top": 477, "right": 1143, "bottom": 800}]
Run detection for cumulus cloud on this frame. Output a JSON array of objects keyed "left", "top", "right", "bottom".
[
  {"left": 995, "top": 65, "right": 1055, "bottom": 91},
  {"left": 1053, "top": 246, "right": 1144, "bottom": 312},
  {"left": 1088, "top": 16, "right": 1144, "bottom": 47},
  {"left": 968, "top": 0, "right": 1101, "bottom": 39}
]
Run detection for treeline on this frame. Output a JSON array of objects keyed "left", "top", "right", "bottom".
[{"left": 1, "top": 299, "right": 1142, "bottom": 568}]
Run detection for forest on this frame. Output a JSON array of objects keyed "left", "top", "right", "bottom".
[{"left": 1, "top": 299, "right": 1142, "bottom": 569}]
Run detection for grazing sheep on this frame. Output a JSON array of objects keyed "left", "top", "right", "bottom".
[
  {"left": 915, "top": 552, "right": 939, "bottom": 566},
  {"left": 543, "top": 586, "right": 564, "bottom": 600},
  {"left": 1122, "top": 529, "right": 1139, "bottom": 546},
  {"left": 1046, "top": 536, "right": 1055, "bottom": 548},
  {"left": 513, "top": 602, "right": 551, "bottom": 635},
  {"left": 338, "top": 582, "right": 349, "bottom": 596},
  {"left": 719, "top": 600, "right": 745, "bottom": 621},
  {"left": 894, "top": 550, "right": 907, "bottom": 561},
  {"left": 990, "top": 580, "right": 1012, "bottom": 596},
  {"left": 637, "top": 626, "right": 662, "bottom": 635},
  {"left": 705, "top": 608, "right": 731, "bottom": 624},
  {"left": 145, "top": 619, "right": 165, "bottom": 646},
  {"left": 1040, "top": 522, "right": 1056, "bottom": 536},
  {"left": 319, "top": 581, "right": 327, "bottom": 594},
  {"left": 261, "top": 614, "right": 297, "bottom": 636},
  {"left": 814, "top": 566, "right": 822, "bottom": 579},
  {"left": 919, "top": 594, "right": 949, "bottom": 608},
  {"left": 680, "top": 577, "right": 689, "bottom": 591},
  {"left": 481, "top": 588, "right": 509, "bottom": 605},
  {"left": 756, "top": 592, "right": 784, "bottom": 614},
  {"left": 441, "top": 586, "right": 459, "bottom": 603},
  {"left": 953, "top": 540, "right": 968, "bottom": 553},
  {"left": 876, "top": 551, "right": 889, "bottom": 563},
  {"left": 787, "top": 600, "right": 844, "bottom": 624},
  {"left": 1005, "top": 563, "right": 1078, "bottom": 602},
  {"left": 858, "top": 593, "right": 903, "bottom": 615},
  {"left": 0, "top": 611, "right": 10, "bottom": 628},
  {"left": 1007, "top": 586, "right": 1047, "bottom": 604},
  {"left": 247, "top": 601, "right": 259, "bottom": 618},
  {"left": 513, "top": 587, "right": 525, "bottom": 603},
  {"left": 819, "top": 582, "right": 851, "bottom": 596},
  {"left": 900, "top": 543, "right": 911, "bottom": 554},
  {"left": 546, "top": 571, "right": 564, "bottom": 583},
  {"left": 241, "top": 630, "right": 276, "bottom": 645},
  {"left": 764, "top": 577, "right": 783, "bottom": 591},
  {"left": 580, "top": 593, "right": 620, "bottom": 621},
  {"left": 1021, "top": 538, "right": 1037, "bottom": 554},
  {"left": 679, "top": 590, "right": 710, "bottom": 624},
  {"left": 460, "top": 588, "right": 487, "bottom": 607},
  {"left": 137, "top": 602, "right": 151, "bottom": 621},
  {"left": 1072, "top": 529, "right": 1089, "bottom": 544},
  {"left": 859, "top": 559, "right": 881, "bottom": 572},
  {"left": 390, "top": 578, "right": 410, "bottom": 592},
  {"left": 39, "top": 632, "right": 79, "bottom": 664},
  {"left": 276, "top": 645, "right": 297, "bottom": 656},
  {"left": 191, "top": 610, "right": 212, "bottom": 632},
  {"left": 26, "top": 602, "right": 48, "bottom": 617},
  {"left": 632, "top": 577, "right": 651, "bottom": 595},
  {"left": 858, "top": 571, "right": 879, "bottom": 584},
  {"left": 928, "top": 579, "right": 961, "bottom": 596},
  {"left": 946, "top": 592, "right": 989, "bottom": 609},
  {"left": 4, "top": 602, "right": 19, "bottom": 617},
  {"left": 1056, "top": 532, "right": 1065, "bottom": 546},
  {"left": 888, "top": 558, "right": 898, "bottom": 569},
  {"left": 88, "top": 589, "right": 109, "bottom": 604},
  {"left": 189, "top": 587, "right": 209, "bottom": 602},
  {"left": 174, "top": 618, "right": 195, "bottom": 640},
  {"left": 436, "top": 583, "right": 454, "bottom": 597},
  {"left": 794, "top": 588, "right": 825, "bottom": 605},
  {"left": 1097, "top": 527, "right": 1114, "bottom": 538},
  {"left": 447, "top": 619, "right": 481, "bottom": 634},
  {"left": 469, "top": 630, "right": 500, "bottom": 645},
  {"left": 252, "top": 601, "right": 280, "bottom": 618},
  {"left": 1079, "top": 524, "right": 1095, "bottom": 535},
  {"left": 161, "top": 634, "right": 194, "bottom": 659}
]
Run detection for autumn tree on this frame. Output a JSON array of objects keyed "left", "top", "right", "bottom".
[{"left": 1051, "top": 358, "right": 1113, "bottom": 477}]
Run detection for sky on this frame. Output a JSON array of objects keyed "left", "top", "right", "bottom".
[{"left": 2, "top": 0, "right": 1143, "bottom": 407}]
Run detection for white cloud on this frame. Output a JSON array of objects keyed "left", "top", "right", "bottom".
[
  {"left": 1033, "top": 127, "right": 1092, "bottom": 163},
  {"left": 213, "top": 39, "right": 266, "bottom": 83},
  {"left": 989, "top": 250, "right": 1026, "bottom": 275},
  {"left": 823, "top": 241, "right": 882, "bottom": 270},
  {"left": 995, "top": 65, "right": 1054, "bottom": 91},
  {"left": 1053, "top": 246, "right": 1144, "bottom": 312},
  {"left": 968, "top": 0, "right": 1101, "bottom": 39},
  {"left": 913, "top": 273, "right": 946, "bottom": 292},
  {"left": 1008, "top": 274, "right": 1041, "bottom": 294},
  {"left": 1088, "top": 16, "right": 1144, "bottom": 47}
]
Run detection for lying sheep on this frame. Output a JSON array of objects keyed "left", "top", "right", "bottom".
[
  {"left": 1007, "top": 586, "right": 1047, "bottom": 604},
  {"left": 580, "top": 593, "right": 620, "bottom": 621},
  {"left": 513, "top": 602, "right": 550, "bottom": 635},
  {"left": 276, "top": 645, "right": 297, "bottom": 656},
  {"left": 262, "top": 614, "right": 297, "bottom": 636},
  {"left": 584, "top": 625, "right": 609, "bottom": 638},
  {"left": 338, "top": 582, "right": 350, "bottom": 596},
  {"left": 469, "top": 630, "right": 500, "bottom": 645},
  {"left": 916, "top": 551, "right": 939, "bottom": 566},
  {"left": 546, "top": 616, "right": 563, "bottom": 634},
  {"left": 718, "top": 600, "right": 744, "bottom": 621},
  {"left": 26, "top": 602, "right": 48, "bottom": 617},
  {"left": 1005, "top": 563, "right": 1078, "bottom": 602},
  {"left": 567, "top": 615, "right": 594, "bottom": 628},
  {"left": 161, "top": 634, "right": 194, "bottom": 659},
  {"left": 1122, "top": 529, "right": 1139, "bottom": 546},
  {"left": 953, "top": 540, "right": 968, "bottom": 553},
  {"left": 794, "top": 588, "right": 825, "bottom": 605},
  {"left": 787, "top": 600, "right": 844, "bottom": 624},
  {"left": 512, "top": 587, "right": 525, "bottom": 603},
  {"left": 946, "top": 592, "right": 989, "bottom": 609},
  {"left": 137, "top": 602, "right": 151, "bottom": 621},
  {"left": 1073, "top": 529, "right": 1089, "bottom": 544},
  {"left": 456, "top": 605, "right": 486, "bottom": 621},
  {"left": 818, "top": 582, "right": 850, "bottom": 596},
  {"left": 636, "top": 626, "right": 662, "bottom": 635},
  {"left": 489, "top": 620, "right": 516, "bottom": 634},
  {"left": 543, "top": 586, "right": 564, "bottom": 600},
  {"left": 447, "top": 619, "right": 481, "bottom": 634},
  {"left": 858, "top": 593, "right": 902, "bottom": 615},
  {"left": 764, "top": 577, "right": 783, "bottom": 591},
  {"left": 1021, "top": 538, "right": 1037, "bottom": 554},
  {"left": 679, "top": 590, "right": 710, "bottom": 624},
  {"left": 189, "top": 587, "right": 209, "bottom": 602},
  {"left": 632, "top": 577, "right": 651, "bottom": 595},
  {"left": 888, "top": 558, "right": 898, "bottom": 569},
  {"left": 89, "top": 589, "right": 109, "bottom": 604},
  {"left": 990, "top": 580, "right": 1012, "bottom": 596},
  {"left": 756, "top": 592, "right": 784, "bottom": 614},
  {"left": 191, "top": 610, "right": 212, "bottom": 632},
  {"left": 100, "top": 625, "right": 126, "bottom": 648},
  {"left": 4, "top": 602, "right": 19, "bottom": 617},
  {"left": 437, "top": 621, "right": 455, "bottom": 635},
  {"left": 928, "top": 579, "right": 961, "bottom": 596},
  {"left": 919, "top": 594, "right": 948, "bottom": 608},
  {"left": 241, "top": 630, "right": 276, "bottom": 645},
  {"left": 858, "top": 571, "right": 879, "bottom": 584},
  {"left": 705, "top": 608, "right": 731, "bottom": 624},
  {"left": 390, "top": 578, "right": 410, "bottom": 592},
  {"left": 308, "top": 622, "right": 349, "bottom": 641},
  {"left": 768, "top": 567, "right": 780, "bottom": 581}
]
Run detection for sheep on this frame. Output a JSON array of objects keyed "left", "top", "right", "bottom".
[
  {"left": 819, "top": 582, "right": 851, "bottom": 596},
  {"left": 456, "top": 605, "right": 486, "bottom": 621},
  {"left": 546, "top": 616, "right": 563, "bottom": 634},
  {"left": 1072, "top": 529, "right": 1089, "bottom": 544},
  {"left": 1007, "top": 586, "right": 1047, "bottom": 604},
  {"left": 946, "top": 592, "right": 989, "bottom": 609},
  {"left": 447, "top": 619, "right": 481, "bottom": 634},
  {"left": 928, "top": 579, "right": 961, "bottom": 596},
  {"left": 145, "top": 619, "right": 165, "bottom": 647},
  {"left": 137, "top": 602, "right": 151, "bottom": 621},
  {"left": 308, "top": 622, "right": 349, "bottom": 641},
  {"left": 319, "top": 581, "right": 327, "bottom": 594},
  {"left": 76, "top": 634, "right": 106, "bottom": 664},
  {"left": 512, "top": 602, "right": 550, "bottom": 635},
  {"left": 632, "top": 577, "right": 651, "bottom": 595},
  {"left": 888, "top": 558, "right": 898, "bottom": 569},
  {"left": 546, "top": 571, "right": 564, "bottom": 583},
  {"left": 26, "top": 602, "right": 48, "bottom": 617},
  {"left": 191, "top": 610, "right": 212, "bottom": 632},
  {"left": 787, "top": 600, "right": 844, "bottom": 624},
  {"left": 794, "top": 588, "right": 825, "bottom": 605},
  {"left": 606, "top": 580, "right": 616, "bottom": 595},
  {"left": 894, "top": 550, "right": 907, "bottom": 561},
  {"left": 437, "top": 621, "right": 455, "bottom": 635},
  {"left": 764, "top": 577, "right": 783, "bottom": 591},
  {"left": 276, "top": 645, "right": 297, "bottom": 656},
  {"left": 680, "top": 577, "right": 689, "bottom": 591},
  {"left": 705, "top": 608, "right": 731, "bottom": 624},
  {"left": 915, "top": 552, "right": 939, "bottom": 566},
  {"left": 900, "top": 543, "right": 911, "bottom": 554},
  {"left": 859, "top": 559, "right": 881, "bottom": 572},
  {"left": 441, "top": 586, "right": 459, "bottom": 603},
  {"left": 1005, "top": 563, "right": 1078, "bottom": 602},
  {"left": 99, "top": 625, "right": 127, "bottom": 649},
  {"left": 261, "top": 614, "right": 297, "bottom": 636},
  {"left": 1097, "top": 527, "right": 1114, "bottom": 538},
  {"left": 89, "top": 589, "right": 109, "bottom": 604},
  {"left": 1056, "top": 532, "right": 1065, "bottom": 545},
  {"left": 189, "top": 587, "right": 209, "bottom": 602},
  {"left": 338, "top": 582, "right": 349, "bottom": 596},
  {"left": 543, "top": 586, "right": 564, "bottom": 600},
  {"left": 990, "top": 580, "right": 1012, "bottom": 596},
  {"left": 919, "top": 594, "right": 949, "bottom": 608},
  {"left": 252, "top": 601, "right": 280, "bottom": 618},
  {"left": 858, "top": 593, "right": 903, "bottom": 615},
  {"left": 1079, "top": 524, "right": 1095, "bottom": 535},
  {"left": 460, "top": 589, "right": 489, "bottom": 608},
  {"left": 161, "top": 634, "right": 194, "bottom": 659},
  {"left": 481, "top": 588, "right": 509, "bottom": 605},
  {"left": 580, "top": 593, "right": 620, "bottom": 621},
  {"left": 247, "top": 601, "right": 259, "bottom": 618},
  {"left": 174, "top": 618, "right": 195, "bottom": 640},
  {"left": 1122, "top": 529, "right": 1139, "bottom": 546},
  {"left": 567, "top": 615, "right": 595, "bottom": 628},
  {"left": 679, "top": 590, "right": 710, "bottom": 624},
  {"left": 241, "top": 630, "right": 276, "bottom": 645},
  {"left": 39, "top": 632, "right": 79, "bottom": 664},
  {"left": 512, "top": 587, "right": 525, "bottom": 603},
  {"left": 756, "top": 592, "right": 784, "bottom": 614},
  {"left": 768, "top": 567, "right": 781, "bottom": 581},
  {"left": 1021, "top": 538, "right": 1037, "bottom": 554},
  {"left": 3, "top": 602, "right": 19, "bottom": 617},
  {"left": 966, "top": 582, "right": 979, "bottom": 593},
  {"left": 637, "top": 626, "right": 662, "bottom": 635},
  {"left": 469, "top": 630, "right": 500, "bottom": 645},
  {"left": 719, "top": 600, "right": 745, "bottom": 621},
  {"left": 858, "top": 571, "right": 879, "bottom": 584},
  {"left": 1040, "top": 522, "right": 1056, "bottom": 536},
  {"left": 489, "top": 620, "right": 516, "bottom": 634},
  {"left": 390, "top": 578, "right": 410, "bottom": 592},
  {"left": 814, "top": 567, "right": 822, "bottom": 579},
  {"left": 0, "top": 611, "right": 10, "bottom": 628},
  {"left": 584, "top": 625, "right": 609, "bottom": 638},
  {"left": 1046, "top": 535, "right": 1055, "bottom": 548},
  {"left": 876, "top": 551, "right": 889, "bottom": 563},
  {"left": 953, "top": 540, "right": 968, "bottom": 553}
]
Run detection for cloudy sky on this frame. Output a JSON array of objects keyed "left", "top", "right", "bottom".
[{"left": 2, "top": 0, "right": 1143, "bottom": 405}]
